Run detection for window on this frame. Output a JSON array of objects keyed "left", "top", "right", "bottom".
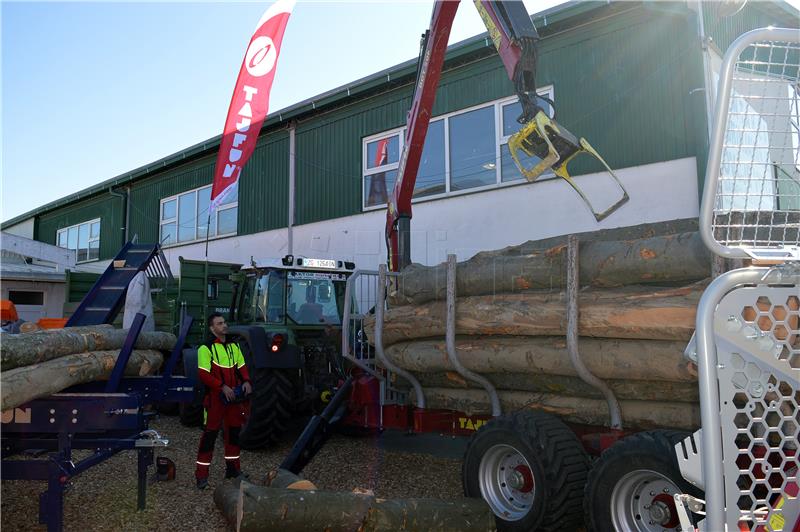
[
  {"left": 8, "top": 291, "right": 44, "bottom": 306},
  {"left": 57, "top": 219, "right": 100, "bottom": 262},
  {"left": 362, "top": 87, "right": 554, "bottom": 209},
  {"left": 159, "top": 184, "right": 237, "bottom": 246}
]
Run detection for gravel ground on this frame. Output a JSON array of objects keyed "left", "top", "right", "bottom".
[{"left": 1, "top": 414, "right": 464, "bottom": 531}]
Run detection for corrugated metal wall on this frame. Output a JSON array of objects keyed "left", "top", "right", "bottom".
[
  {"left": 128, "top": 155, "right": 215, "bottom": 243},
  {"left": 238, "top": 131, "right": 290, "bottom": 234},
  {"left": 36, "top": 193, "right": 124, "bottom": 260},
  {"left": 32, "top": 1, "right": 798, "bottom": 252}
]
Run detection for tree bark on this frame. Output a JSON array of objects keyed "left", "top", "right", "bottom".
[
  {"left": 384, "top": 336, "right": 696, "bottom": 382},
  {"left": 370, "top": 283, "right": 704, "bottom": 346},
  {"left": 214, "top": 479, "right": 495, "bottom": 532},
  {"left": 414, "top": 388, "right": 700, "bottom": 431},
  {"left": 1, "top": 327, "right": 176, "bottom": 370},
  {"left": 1, "top": 349, "right": 164, "bottom": 410},
  {"left": 391, "top": 230, "right": 709, "bottom": 306},
  {"left": 405, "top": 372, "right": 698, "bottom": 402}
]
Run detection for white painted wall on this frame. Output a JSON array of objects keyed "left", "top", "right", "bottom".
[
  {"left": 3, "top": 218, "right": 35, "bottom": 239},
  {"left": 160, "top": 157, "right": 700, "bottom": 272},
  {"left": 1, "top": 280, "right": 66, "bottom": 321}
]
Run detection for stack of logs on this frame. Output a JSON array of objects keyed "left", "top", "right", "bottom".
[
  {"left": 366, "top": 221, "right": 712, "bottom": 430},
  {"left": 1, "top": 325, "right": 176, "bottom": 411}
]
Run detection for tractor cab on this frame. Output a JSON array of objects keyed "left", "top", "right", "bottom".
[{"left": 236, "top": 256, "right": 354, "bottom": 328}]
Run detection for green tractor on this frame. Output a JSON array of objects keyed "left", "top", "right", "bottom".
[{"left": 222, "top": 255, "right": 355, "bottom": 449}]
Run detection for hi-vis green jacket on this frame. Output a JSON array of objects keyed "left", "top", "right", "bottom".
[{"left": 197, "top": 339, "right": 251, "bottom": 392}]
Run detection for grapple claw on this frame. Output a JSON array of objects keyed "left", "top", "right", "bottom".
[{"left": 507, "top": 110, "right": 630, "bottom": 221}]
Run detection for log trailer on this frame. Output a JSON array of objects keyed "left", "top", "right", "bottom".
[{"left": 279, "top": 5, "right": 799, "bottom": 531}]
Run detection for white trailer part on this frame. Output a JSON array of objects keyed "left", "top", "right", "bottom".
[{"left": 682, "top": 26, "right": 800, "bottom": 532}]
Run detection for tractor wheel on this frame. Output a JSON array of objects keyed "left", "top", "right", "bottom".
[
  {"left": 462, "top": 410, "right": 591, "bottom": 531},
  {"left": 179, "top": 401, "right": 203, "bottom": 427},
  {"left": 239, "top": 368, "right": 294, "bottom": 450},
  {"left": 584, "top": 430, "right": 703, "bottom": 532}
]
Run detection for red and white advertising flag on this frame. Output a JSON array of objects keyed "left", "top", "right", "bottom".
[{"left": 210, "top": 0, "right": 295, "bottom": 209}]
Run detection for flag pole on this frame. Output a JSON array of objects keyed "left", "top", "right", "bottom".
[{"left": 204, "top": 211, "right": 212, "bottom": 260}]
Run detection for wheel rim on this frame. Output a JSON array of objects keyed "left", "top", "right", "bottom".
[
  {"left": 478, "top": 444, "right": 535, "bottom": 521},
  {"left": 611, "top": 469, "right": 683, "bottom": 531}
]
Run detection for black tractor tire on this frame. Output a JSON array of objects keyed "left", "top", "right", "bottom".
[
  {"left": 462, "top": 410, "right": 591, "bottom": 532},
  {"left": 584, "top": 430, "right": 703, "bottom": 532},
  {"left": 179, "top": 400, "right": 204, "bottom": 427},
  {"left": 239, "top": 368, "right": 295, "bottom": 450}
]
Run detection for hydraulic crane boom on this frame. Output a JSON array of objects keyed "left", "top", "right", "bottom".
[{"left": 386, "top": 0, "right": 629, "bottom": 271}]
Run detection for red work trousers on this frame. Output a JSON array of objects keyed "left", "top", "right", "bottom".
[{"left": 195, "top": 394, "right": 249, "bottom": 480}]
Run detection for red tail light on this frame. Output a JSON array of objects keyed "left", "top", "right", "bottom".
[{"left": 271, "top": 334, "right": 284, "bottom": 353}]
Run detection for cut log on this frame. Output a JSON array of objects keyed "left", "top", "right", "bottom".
[
  {"left": 391, "top": 230, "right": 710, "bottom": 306},
  {"left": 384, "top": 336, "right": 696, "bottom": 382},
  {"left": 214, "top": 479, "right": 495, "bottom": 532},
  {"left": 405, "top": 372, "right": 699, "bottom": 402},
  {"left": 415, "top": 388, "right": 700, "bottom": 431},
  {"left": 1, "top": 327, "right": 176, "bottom": 370},
  {"left": 370, "top": 283, "right": 704, "bottom": 346},
  {"left": 1, "top": 349, "right": 164, "bottom": 410}
]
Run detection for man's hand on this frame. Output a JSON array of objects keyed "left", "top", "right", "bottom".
[
  {"left": 221, "top": 385, "right": 235, "bottom": 402},
  {"left": 242, "top": 382, "right": 253, "bottom": 396}
]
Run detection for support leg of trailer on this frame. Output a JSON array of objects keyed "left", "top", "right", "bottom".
[
  {"left": 136, "top": 448, "right": 152, "bottom": 510},
  {"left": 43, "top": 458, "right": 66, "bottom": 532}
]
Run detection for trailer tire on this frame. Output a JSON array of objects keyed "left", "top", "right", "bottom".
[
  {"left": 584, "top": 430, "right": 702, "bottom": 532},
  {"left": 462, "top": 410, "right": 590, "bottom": 531},
  {"left": 239, "top": 368, "right": 294, "bottom": 449}
]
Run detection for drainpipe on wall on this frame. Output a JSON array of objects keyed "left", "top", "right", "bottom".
[
  {"left": 288, "top": 121, "right": 296, "bottom": 256},
  {"left": 694, "top": 0, "right": 716, "bottom": 141},
  {"left": 108, "top": 187, "right": 128, "bottom": 246}
]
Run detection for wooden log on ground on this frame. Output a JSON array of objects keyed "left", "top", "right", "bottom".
[
  {"left": 415, "top": 388, "right": 700, "bottom": 431},
  {"left": 384, "top": 336, "right": 696, "bottom": 382},
  {"left": 1, "top": 327, "right": 176, "bottom": 370},
  {"left": 371, "top": 283, "right": 704, "bottom": 346},
  {"left": 405, "top": 372, "right": 699, "bottom": 402},
  {"left": 391, "top": 229, "right": 709, "bottom": 306},
  {"left": 214, "top": 478, "right": 495, "bottom": 532},
  {"left": 1, "top": 349, "right": 164, "bottom": 410}
]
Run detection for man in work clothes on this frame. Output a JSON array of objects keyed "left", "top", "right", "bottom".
[{"left": 195, "top": 312, "right": 252, "bottom": 489}]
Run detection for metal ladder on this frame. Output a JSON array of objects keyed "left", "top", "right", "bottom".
[{"left": 65, "top": 242, "right": 173, "bottom": 327}]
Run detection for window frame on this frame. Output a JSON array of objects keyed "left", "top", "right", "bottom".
[
  {"left": 8, "top": 290, "right": 45, "bottom": 307},
  {"left": 56, "top": 218, "right": 101, "bottom": 263},
  {"left": 159, "top": 184, "right": 238, "bottom": 247},
  {"left": 362, "top": 86, "right": 555, "bottom": 211}
]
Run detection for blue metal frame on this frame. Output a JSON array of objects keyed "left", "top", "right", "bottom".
[{"left": 1, "top": 312, "right": 197, "bottom": 532}]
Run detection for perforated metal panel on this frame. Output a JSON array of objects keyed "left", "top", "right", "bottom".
[
  {"left": 701, "top": 29, "right": 800, "bottom": 261},
  {"left": 715, "top": 282, "right": 799, "bottom": 530}
]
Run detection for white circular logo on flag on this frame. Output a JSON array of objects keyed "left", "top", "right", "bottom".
[{"left": 245, "top": 36, "right": 277, "bottom": 77}]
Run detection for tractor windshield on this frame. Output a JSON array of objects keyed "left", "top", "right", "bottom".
[
  {"left": 286, "top": 272, "right": 346, "bottom": 325},
  {"left": 238, "top": 269, "right": 347, "bottom": 325}
]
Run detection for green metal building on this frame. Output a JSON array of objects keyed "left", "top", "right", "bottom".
[{"left": 3, "top": 1, "right": 798, "bottom": 275}]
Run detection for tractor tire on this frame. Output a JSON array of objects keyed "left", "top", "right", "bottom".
[
  {"left": 179, "top": 401, "right": 203, "bottom": 427},
  {"left": 584, "top": 430, "right": 703, "bottom": 532},
  {"left": 239, "top": 368, "right": 294, "bottom": 450},
  {"left": 462, "top": 410, "right": 591, "bottom": 531}
]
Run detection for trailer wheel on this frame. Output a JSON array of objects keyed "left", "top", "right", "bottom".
[
  {"left": 584, "top": 430, "right": 702, "bottom": 532},
  {"left": 462, "top": 411, "right": 590, "bottom": 531},
  {"left": 239, "top": 368, "right": 294, "bottom": 449}
]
